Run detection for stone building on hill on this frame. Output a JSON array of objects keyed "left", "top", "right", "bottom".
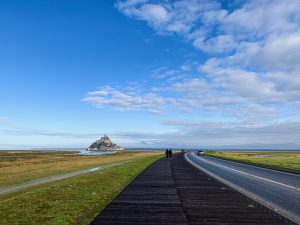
[{"left": 87, "top": 133, "right": 124, "bottom": 151}]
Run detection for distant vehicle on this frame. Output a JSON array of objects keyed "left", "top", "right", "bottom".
[{"left": 197, "top": 150, "right": 204, "bottom": 156}]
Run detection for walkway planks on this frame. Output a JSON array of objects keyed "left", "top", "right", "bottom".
[
  {"left": 90, "top": 157, "right": 188, "bottom": 225},
  {"left": 90, "top": 153, "right": 292, "bottom": 225}
]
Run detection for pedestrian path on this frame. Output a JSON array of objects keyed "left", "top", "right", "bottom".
[{"left": 90, "top": 154, "right": 292, "bottom": 225}]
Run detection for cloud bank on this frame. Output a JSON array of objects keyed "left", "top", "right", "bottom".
[{"left": 113, "top": 120, "right": 300, "bottom": 149}]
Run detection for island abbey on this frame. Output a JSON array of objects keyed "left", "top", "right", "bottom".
[{"left": 87, "top": 134, "right": 124, "bottom": 151}]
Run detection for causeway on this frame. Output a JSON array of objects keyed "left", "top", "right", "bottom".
[{"left": 90, "top": 153, "right": 294, "bottom": 225}]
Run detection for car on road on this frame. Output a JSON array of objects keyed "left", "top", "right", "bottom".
[{"left": 197, "top": 150, "right": 204, "bottom": 156}]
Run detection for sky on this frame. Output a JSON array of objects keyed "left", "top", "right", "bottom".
[{"left": 0, "top": 0, "right": 300, "bottom": 149}]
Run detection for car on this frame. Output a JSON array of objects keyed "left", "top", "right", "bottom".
[{"left": 197, "top": 150, "right": 204, "bottom": 156}]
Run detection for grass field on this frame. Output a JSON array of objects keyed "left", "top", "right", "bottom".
[
  {"left": 0, "top": 150, "right": 80, "bottom": 156},
  {"left": 0, "top": 150, "right": 163, "bottom": 187},
  {"left": 0, "top": 154, "right": 163, "bottom": 225},
  {"left": 204, "top": 151, "right": 300, "bottom": 172}
]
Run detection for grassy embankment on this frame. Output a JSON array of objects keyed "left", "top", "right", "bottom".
[
  {"left": 0, "top": 152, "right": 164, "bottom": 225},
  {"left": 204, "top": 151, "right": 300, "bottom": 172},
  {"left": 0, "top": 150, "right": 162, "bottom": 187}
]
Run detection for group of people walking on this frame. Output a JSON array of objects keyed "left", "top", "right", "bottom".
[{"left": 165, "top": 149, "right": 173, "bottom": 159}]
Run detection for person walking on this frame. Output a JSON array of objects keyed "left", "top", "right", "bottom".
[
  {"left": 169, "top": 149, "right": 173, "bottom": 158},
  {"left": 165, "top": 149, "right": 169, "bottom": 158}
]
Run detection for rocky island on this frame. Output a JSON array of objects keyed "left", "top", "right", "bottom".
[{"left": 87, "top": 133, "right": 124, "bottom": 151}]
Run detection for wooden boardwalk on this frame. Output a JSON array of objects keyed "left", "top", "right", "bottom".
[{"left": 90, "top": 153, "right": 293, "bottom": 225}]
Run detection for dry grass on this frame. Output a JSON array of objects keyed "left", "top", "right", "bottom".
[
  {"left": 0, "top": 150, "right": 80, "bottom": 156},
  {"left": 0, "top": 150, "right": 163, "bottom": 187},
  {"left": 205, "top": 151, "right": 300, "bottom": 172}
]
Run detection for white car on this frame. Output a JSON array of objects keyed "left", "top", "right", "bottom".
[{"left": 197, "top": 150, "right": 204, "bottom": 156}]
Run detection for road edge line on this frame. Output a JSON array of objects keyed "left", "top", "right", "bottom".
[
  {"left": 184, "top": 152, "right": 299, "bottom": 225},
  {"left": 204, "top": 154, "right": 300, "bottom": 175}
]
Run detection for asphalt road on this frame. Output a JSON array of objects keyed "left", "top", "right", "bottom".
[{"left": 185, "top": 152, "right": 300, "bottom": 224}]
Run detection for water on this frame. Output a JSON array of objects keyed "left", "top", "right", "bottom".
[
  {"left": 78, "top": 149, "right": 116, "bottom": 155},
  {"left": 88, "top": 166, "right": 102, "bottom": 171}
]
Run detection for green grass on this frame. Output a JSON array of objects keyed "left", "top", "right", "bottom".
[
  {"left": 0, "top": 150, "right": 163, "bottom": 187},
  {"left": 204, "top": 151, "right": 300, "bottom": 172},
  {"left": 0, "top": 154, "right": 163, "bottom": 225}
]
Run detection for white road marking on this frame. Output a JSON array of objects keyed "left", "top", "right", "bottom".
[{"left": 191, "top": 153, "right": 300, "bottom": 191}]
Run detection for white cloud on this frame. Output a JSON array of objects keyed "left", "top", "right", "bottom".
[
  {"left": 116, "top": 0, "right": 220, "bottom": 35},
  {"left": 115, "top": 0, "right": 300, "bottom": 99},
  {"left": 82, "top": 85, "right": 169, "bottom": 114},
  {"left": 141, "top": 4, "right": 170, "bottom": 22},
  {"left": 194, "top": 35, "right": 237, "bottom": 53},
  {"left": 162, "top": 119, "right": 300, "bottom": 147},
  {"left": 116, "top": 1, "right": 172, "bottom": 32},
  {"left": 83, "top": 54, "right": 300, "bottom": 120},
  {"left": 221, "top": 0, "right": 300, "bottom": 37},
  {"left": 234, "top": 33, "right": 300, "bottom": 71},
  {"left": 117, "top": 0, "right": 300, "bottom": 62},
  {"left": 113, "top": 120, "right": 300, "bottom": 148},
  {"left": 201, "top": 58, "right": 300, "bottom": 104}
]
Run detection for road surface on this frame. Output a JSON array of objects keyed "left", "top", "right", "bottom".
[{"left": 186, "top": 152, "right": 300, "bottom": 224}]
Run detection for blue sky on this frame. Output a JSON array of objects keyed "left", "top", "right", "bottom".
[{"left": 0, "top": 0, "right": 300, "bottom": 149}]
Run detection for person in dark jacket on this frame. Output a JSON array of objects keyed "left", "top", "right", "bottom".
[
  {"left": 165, "top": 149, "right": 169, "bottom": 158},
  {"left": 169, "top": 149, "right": 173, "bottom": 158}
]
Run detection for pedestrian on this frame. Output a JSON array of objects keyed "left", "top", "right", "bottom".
[
  {"left": 165, "top": 149, "right": 169, "bottom": 158},
  {"left": 169, "top": 149, "right": 172, "bottom": 158}
]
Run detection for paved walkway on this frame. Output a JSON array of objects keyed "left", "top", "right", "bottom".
[{"left": 90, "top": 154, "right": 293, "bottom": 225}]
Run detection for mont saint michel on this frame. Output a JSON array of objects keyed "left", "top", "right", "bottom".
[{"left": 87, "top": 134, "right": 124, "bottom": 151}]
